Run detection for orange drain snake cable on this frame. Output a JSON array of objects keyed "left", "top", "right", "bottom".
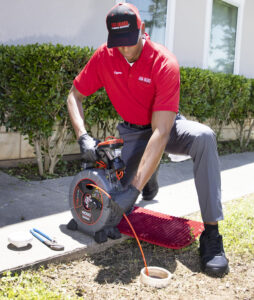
[{"left": 87, "top": 183, "right": 149, "bottom": 276}]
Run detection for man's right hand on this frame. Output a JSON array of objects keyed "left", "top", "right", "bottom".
[{"left": 78, "top": 133, "right": 100, "bottom": 162}]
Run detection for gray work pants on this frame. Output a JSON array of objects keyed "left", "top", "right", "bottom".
[{"left": 117, "top": 115, "right": 223, "bottom": 223}]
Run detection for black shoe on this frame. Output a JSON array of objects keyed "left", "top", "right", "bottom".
[
  {"left": 142, "top": 182, "right": 159, "bottom": 201},
  {"left": 142, "top": 167, "right": 159, "bottom": 201},
  {"left": 199, "top": 230, "right": 229, "bottom": 276}
]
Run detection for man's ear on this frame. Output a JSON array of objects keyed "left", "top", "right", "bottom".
[{"left": 141, "top": 22, "right": 145, "bottom": 35}]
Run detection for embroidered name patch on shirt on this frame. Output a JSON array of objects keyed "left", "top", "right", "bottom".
[{"left": 138, "top": 76, "right": 151, "bottom": 84}]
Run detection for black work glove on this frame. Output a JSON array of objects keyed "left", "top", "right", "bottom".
[
  {"left": 78, "top": 133, "right": 100, "bottom": 162},
  {"left": 110, "top": 184, "right": 140, "bottom": 214},
  {"left": 106, "top": 185, "right": 140, "bottom": 227}
]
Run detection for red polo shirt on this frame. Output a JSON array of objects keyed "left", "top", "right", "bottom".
[{"left": 74, "top": 35, "right": 180, "bottom": 125}]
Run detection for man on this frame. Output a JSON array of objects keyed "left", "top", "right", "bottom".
[{"left": 67, "top": 2, "right": 228, "bottom": 276}]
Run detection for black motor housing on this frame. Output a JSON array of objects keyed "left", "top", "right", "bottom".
[
  {"left": 69, "top": 168, "right": 124, "bottom": 242},
  {"left": 68, "top": 137, "right": 126, "bottom": 243}
]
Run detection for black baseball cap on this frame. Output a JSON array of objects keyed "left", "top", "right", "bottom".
[{"left": 106, "top": 3, "right": 142, "bottom": 48}]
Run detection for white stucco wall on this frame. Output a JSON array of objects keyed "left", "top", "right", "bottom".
[
  {"left": 239, "top": 0, "right": 254, "bottom": 78},
  {"left": 173, "top": 0, "right": 207, "bottom": 68},
  {"left": 0, "top": 0, "right": 114, "bottom": 48}
]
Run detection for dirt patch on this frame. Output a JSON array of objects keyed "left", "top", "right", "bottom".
[
  {"left": 40, "top": 239, "right": 254, "bottom": 300},
  {"left": 37, "top": 197, "right": 254, "bottom": 299}
]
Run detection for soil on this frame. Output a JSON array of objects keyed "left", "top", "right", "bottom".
[{"left": 39, "top": 238, "right": 254, "bottom": 300}]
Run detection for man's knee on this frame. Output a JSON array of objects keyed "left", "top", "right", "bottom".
[
  {"left": 190, "top": 125, "right": 217, "bottom": 156},
  {"left": 198, "top": 126, "right": 216, "bottom": 144}
]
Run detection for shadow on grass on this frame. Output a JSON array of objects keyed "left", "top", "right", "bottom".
[{"left": 87, "top": 239, "right": 201, "bottom": 284}]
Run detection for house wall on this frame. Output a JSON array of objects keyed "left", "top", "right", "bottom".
[
  {"left": 173, "top": 0, "right": 254, "bottom": 79},
  {"left": 239, "top": 0, "right": 254, "bottom": 78},
  {"left": 173, "top": 0, "right": 207, "bottom": 68},
  {"left": 0, "top": 0, "right": 114, "bottom": 48}
]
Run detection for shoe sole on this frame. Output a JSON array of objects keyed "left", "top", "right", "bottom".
[{"left": 202, "top": 265, "right": 229, "bottom": 277}]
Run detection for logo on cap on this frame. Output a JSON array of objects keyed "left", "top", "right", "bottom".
[{"left": 111, "top": 21, "right": 130, "bottom": 30}]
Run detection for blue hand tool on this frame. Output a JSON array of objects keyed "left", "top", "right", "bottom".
[{"left": 30, "top": 228, "right": 64, "bottom": 251}]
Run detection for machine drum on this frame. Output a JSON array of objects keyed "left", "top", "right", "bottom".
[{"left": 69, "top": 168, "right": 113, "bottom": 237}]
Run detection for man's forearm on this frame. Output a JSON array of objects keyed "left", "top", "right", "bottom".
[
  {"left": 132, "top": 111, "right": 176, "bottom": 191},
  {"left": 131, "top": 129, "right": 169, "bottom": 191},
  {"left": 67, "top": 85, "right": 86, "bottom": 139}
]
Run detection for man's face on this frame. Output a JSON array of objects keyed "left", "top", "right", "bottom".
[{"left": 117, "top": 37, "right": 143, "bottom": 63}]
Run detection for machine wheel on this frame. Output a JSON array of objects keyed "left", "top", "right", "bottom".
[{"left": 69, "top": 168, "right": 113, "bottom": 237}]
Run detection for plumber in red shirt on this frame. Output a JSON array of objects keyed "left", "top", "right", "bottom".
[{"left": 67, "top": 2, "right": 228, "bottom": 277}]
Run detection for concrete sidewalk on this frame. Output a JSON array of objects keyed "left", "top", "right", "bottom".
[{"left": 0, "top": 152, "right": 254, "bottom": 274}]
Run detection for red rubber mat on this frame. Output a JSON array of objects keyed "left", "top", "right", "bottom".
[{"left": 117, "top": 206, "right": 204, "bottom": 249}]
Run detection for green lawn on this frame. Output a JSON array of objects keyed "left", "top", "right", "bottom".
[
  {"left": 220, "top": 193, "right": 254, "bottom": 258},
  {"left": 0, "top": 269, "right": 70, "bottom": 299}
]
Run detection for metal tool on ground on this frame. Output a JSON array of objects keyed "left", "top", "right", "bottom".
[{"left": 30, "top": 228, "right": 64, "bottom": 251}]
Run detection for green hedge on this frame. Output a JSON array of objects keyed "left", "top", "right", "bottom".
[
  {"left": 0, "top": 44, "right": 89, "bottom": 137},
  {"left": 0, "top": 44, "right": 120, "bottom": 175},
  {"left": 180, "top": 67, "right": 253, "bottom": 143},
  {"left": 0, "top": 44, "right": 253, "bottom": 174},
  {"left": 180, "top": 67, "right": 252, "bottom": 123}
]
